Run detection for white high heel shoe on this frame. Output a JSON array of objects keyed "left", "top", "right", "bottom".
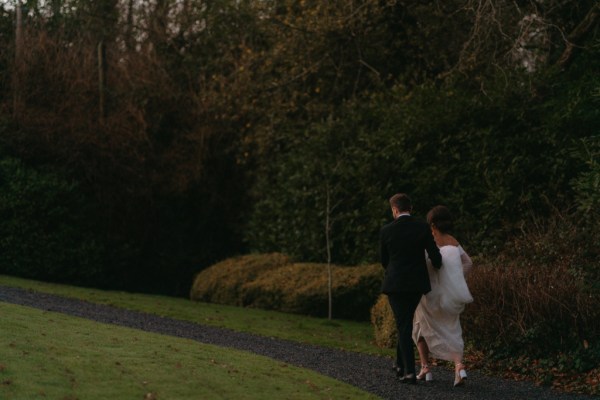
[
  {"left": 453, "top": 364, "right": 467, "bottom": 387},
  {"left": 416, "top": 365, "right": 433, "bottom": 382}
]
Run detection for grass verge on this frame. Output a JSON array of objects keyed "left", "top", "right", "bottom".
[
  {"left": 0, "top": 301, "right": 379, "bottom": 400},
  {"left": 0, "top": 275, "right": 391, "bottom": 357}
]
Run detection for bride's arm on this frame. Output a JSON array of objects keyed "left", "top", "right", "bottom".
[{"left": 460, "top": 249, "right": 473, "bottom": 276}]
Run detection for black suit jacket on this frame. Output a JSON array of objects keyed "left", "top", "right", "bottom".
[{"left": 379, "top": 215, "right": 442, "bottom": 295}]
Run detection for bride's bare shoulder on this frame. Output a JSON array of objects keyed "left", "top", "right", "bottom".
[
  {"left": 436, "top": 234, "right": 460, "bottom": 248},
  {"left": 447, "top": 235, "right": 460, "bottom": 247}
]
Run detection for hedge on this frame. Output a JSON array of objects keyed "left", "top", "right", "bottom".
[{"left": 190, "top": 253, "right": 383, "bottom": 321}]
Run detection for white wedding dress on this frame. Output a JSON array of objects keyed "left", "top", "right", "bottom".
[{"left": 412, "top": 245, "right": 473, "bottom": 361}]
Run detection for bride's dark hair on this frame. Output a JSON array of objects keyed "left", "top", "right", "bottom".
[{"left": 427, "top": 205, "right": 453, "bottom": 233}]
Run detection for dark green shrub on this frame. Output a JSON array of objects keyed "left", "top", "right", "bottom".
[
  {"left": 0, "top": 157, "right": 105, "bottom": 285},
  {"left": 571, "top": 136, "right": 600, "bottom": 222}
]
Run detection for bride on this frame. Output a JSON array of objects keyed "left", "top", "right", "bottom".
[{"left": 412, "top": 205, "right": 473, "bottom": 387}]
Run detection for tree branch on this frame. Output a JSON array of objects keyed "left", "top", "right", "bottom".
[{"left": 556, "top": 3, "right": 600, "bottom": 70}]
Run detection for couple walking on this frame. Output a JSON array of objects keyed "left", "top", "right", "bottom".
[{"left": 380, "top": 193, "right": 473, "bottom": 386}]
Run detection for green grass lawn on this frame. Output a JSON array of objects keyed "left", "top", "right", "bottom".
[
  {"left": 0, "top": 275, "right": 392, "bottom": 357},
  {"left": 0, "top": 275, "right": 394, "bottom": 399},
  {"left": 0, "top": 301, "right": 379, "bottom": 400},
  {"left": 3, "top": 275, "right": 597, "bottom": 397}
]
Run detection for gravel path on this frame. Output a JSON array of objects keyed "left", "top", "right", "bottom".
[{"left": 0, "top": 285, "right": 595, "bottom": 400}]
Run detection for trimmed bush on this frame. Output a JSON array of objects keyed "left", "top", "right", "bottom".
[
  {"left": 190, "top": 253, "right": 383, "bottom": 321},
  {"left": 370, "top": 294, "right": 397, "bottom": 348},
  {"left": 189, "top": 253, "right": 292, "bottom": 306}
]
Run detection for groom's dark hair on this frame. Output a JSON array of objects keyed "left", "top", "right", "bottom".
[{"left": 389, "top": 193, "right": 412, "bottom": 212}]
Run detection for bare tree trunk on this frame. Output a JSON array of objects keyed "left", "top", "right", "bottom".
[
  {"left": 15, "top": 1, "right": 23, "bottom": 56},
  {"left": 98, "top": 41, "right": 107, "bottom": 122},
  {"left": 124, "top": 0, "right": 135, "bottom": 52},
  {"left": 13, "top": 0, "right": 23, "bottom": 117},
  {"left": 151, "top": 0, "right": 170, "bottom": 48},
  {"left": 326, "top": 183, "right": 333, "bottom": 320}
]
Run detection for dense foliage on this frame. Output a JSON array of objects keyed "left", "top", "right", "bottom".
[
  {"left": 0, "top": 1, "right": 597, "bottom": 296},
  {"left": 247, "top": 63, "right": 600, "bottom": 261},
  {"left": 0, "top": 156, "right": 105, "bottom": 285}
]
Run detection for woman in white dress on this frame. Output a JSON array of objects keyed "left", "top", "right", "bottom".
[{"left": 412, "top": 205, "right": 473, "bottom": 387}]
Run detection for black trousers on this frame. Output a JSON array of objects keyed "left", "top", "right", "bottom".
[{"left": 387, "top": 292, "right": 422, "bottom": 376}]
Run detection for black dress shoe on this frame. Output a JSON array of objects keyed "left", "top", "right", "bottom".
[
  {"left": 399, "top": 374, "right": 417, "bottom": 384},
  {"left": 392, "top": 363, "right": 404, "bottom": 378}
]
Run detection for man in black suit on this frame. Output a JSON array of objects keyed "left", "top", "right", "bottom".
[{"left": 380, "top": 193, "right": 442, "bottom": 384}]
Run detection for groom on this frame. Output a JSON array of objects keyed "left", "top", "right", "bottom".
[{"left": 379, "top": 193, "right": 442, "bottom": 384}]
